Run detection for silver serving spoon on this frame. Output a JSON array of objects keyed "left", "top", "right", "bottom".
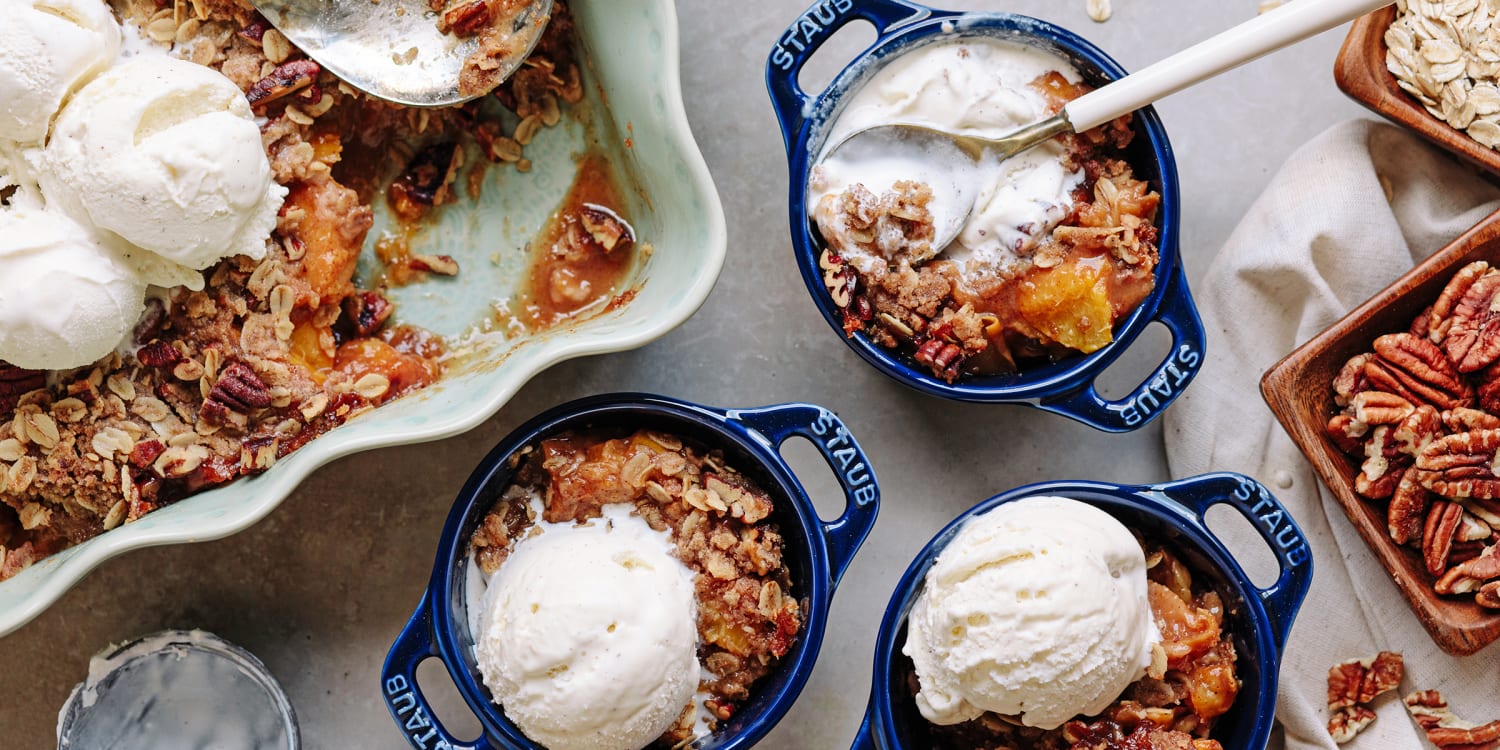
[
  {"left": 250, "top": 0, "right": 552, "bottom": 107},
  {"left": 820, "top": 0, "right": 1394, "bottom": 254}
]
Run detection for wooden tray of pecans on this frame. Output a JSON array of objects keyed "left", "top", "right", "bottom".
[{"left": 1263, "top": 209, "right": 1500, "bottom": 656}]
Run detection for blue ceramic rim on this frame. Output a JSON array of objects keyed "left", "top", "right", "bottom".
[
  {"left": 413, "top": 393, "right": 870, "bottom": 750},
  {"left": 782, "top": 8, "right": 1186, "bottom": 403},
  {"left": 866, "top": 479, "right": 1285, "bottom": 750}
]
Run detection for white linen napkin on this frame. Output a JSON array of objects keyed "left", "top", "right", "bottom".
[{"left": 1163, "top": 119, "right": 1500, "bottom": 750}]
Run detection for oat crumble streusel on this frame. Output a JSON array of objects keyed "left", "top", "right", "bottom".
[{"left": 0, "top": 0, "right": 639, "bottom": 581}]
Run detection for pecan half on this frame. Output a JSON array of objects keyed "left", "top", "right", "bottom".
[
  {"left": 203, "top": 362, "right": 272, "bottom": 419},
  {"left": 1479, "top": 361, "right": 1500, "bottom": 415},
  {"left": 1404, "top": 690, "right": 1500, "bottom": 748},
  {"left": 1351, "top": 390, "right": 1415, "bottom": 426},
  {"left": 1393, "top": 403, "right": 1443, "bottom": 456},
  {"left": 0, "top": 365, "right": 44, "bottom": 413},
  {"left": 1335, "top": 352, "right": 1376, "bottom": 406},
  {"left": 1328, "top": 706, "right": 1377, "bottom": 744},
  {"left": 1391, "top": 468, "right": 1433, "bottom": 546},
  {"left": 1435, "top": 544, "right": 1500, "bottom": 595},
  {"left": 1423, "top": 501, "right": 1465, "bottom": 576},
  {"left": 1479, "top": 580, "right": 1500, "bottom": 608},
  {"left": 1444, "top": 407, "right": 1500, "bottom": 432},
  {"left": 1444, "top": 270, "right": 1500, "bottom": 373},
  {"left": 1411, "top": 304, "right": 1434, "bottom": 339},
  {"left": 1416, "top": 429, "right": 1500, "bottom": 500},
  {"left": 1369, "top": 333, "right": 1474, "bottom": 409},
  {"left": 1357, "top": 426, "right": 1407, "bottom": 500},
  {"left": 1430, "top": 261, "right": 1491, "bottom": 344},
  {"left": 1326, "top": 414, "right": 1367, "bottom": 456},
  {"left": 246, "top": 59, "right": 319, "bottom": 109},
  {"left": 136, "top": 340, "right": 182, "bottom": 368}
]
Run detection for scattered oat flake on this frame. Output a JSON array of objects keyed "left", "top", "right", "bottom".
[
  {"left": 1087, "top": 0, "right": 1111, "bottom": 22},
  {"left": 1259, "top": 0, "right": 1285, "bottom": 13}
]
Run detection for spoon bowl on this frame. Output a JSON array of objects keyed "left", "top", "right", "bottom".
[{"left": 250, "top": 0, "right": 552, "bottom": 107}]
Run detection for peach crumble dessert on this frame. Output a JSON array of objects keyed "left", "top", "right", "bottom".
[
  {"left": 900, "top": 498, "right": 1237, "bottom": 750},
  {"left": 467, "top": 429, "right": 801, "bottom": 749},
  {"left": 0, "top": 0, "right": 639, "bottom": 581},
  {"left": 809, "top": 39, "right": 1160, "bottom": 381}
]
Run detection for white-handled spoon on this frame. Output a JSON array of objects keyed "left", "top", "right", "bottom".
[{"left": 821, "top": 0, "right": 1395, "bottom": 253}]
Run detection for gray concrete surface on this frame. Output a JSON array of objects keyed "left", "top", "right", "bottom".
[{"left": 0, "top": 1, "right": 1371, "bottom": 747}]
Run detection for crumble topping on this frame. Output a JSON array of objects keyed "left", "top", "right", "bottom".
[
  {"left": 0, "top": 0, "right": 638, "bottom": 582},
  {"left": 814, "top": 71, "right": 1161, "bottom": 382},
  {"left": 471, "top": 429, "right": 802, "bottom": 746}
]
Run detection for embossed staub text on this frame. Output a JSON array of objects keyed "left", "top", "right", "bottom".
[{"left": 771, "top": 0, "right": 856, "bottom": 71}]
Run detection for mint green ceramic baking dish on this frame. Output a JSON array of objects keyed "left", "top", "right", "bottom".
[{"left": 0, "top": 0, "right": 725, "bottom": 636}]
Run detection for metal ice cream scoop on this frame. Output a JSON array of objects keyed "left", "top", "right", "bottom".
[
  {"left": 820, "top": 0, "right": 1395, "bottom": 252},
  {"left": 248, "top": 0, "right": 552, "bottom": 107}
]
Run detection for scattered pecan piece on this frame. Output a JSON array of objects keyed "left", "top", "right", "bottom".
[
  {"left": 128, "top": 440, "right": 166, "bottom": 471},
  {"left": 396, "top": 142, "right": 459, "bottom": 206},
  {"left": 246, "top": 59, "right": 319, "bottom": 109},
  {"left": 1423, "top": 501, "right": 1465, "bottom": 576},
  {"left": 1405, "top": 690, "right": 1500, "bottom": 748},
  {"left": 1328, "top": 653, "right": 1404, "bottom": 718},
  {"left": 136, "top": 341, "right": 182, "bottom": 368},
  {"left": 1329, "top": 706, "right": 1377, "bottom": 744},
  {"left": 438, "top": 0, "right": 492, "bottom": 36},
  {"left": 1369, "top": 333, "right": 1474, "bottom": 410},
  {"left": 913, "top": 338, "right": 964, "bottom": 382},
  {"left": 1415, "top": 429, "right": 1500, "bottom": 500},
  {"left": 1430, "top": 261, "right": 1492, "bottom": 344},
  {"left": 239, "top": 14, "right": 270, "bottom": 42},
  {"left": 408, "top": 254, "right": 460, "bottom": 276},
  {"left": 341, "top": 291, "right": 394, "bottom": 338},
  {"left": 1444, "top": 270, "right": 1500, "bottom": 373},
  {"left": 133, "top": 298, "right": 167, "bottom": 345}
]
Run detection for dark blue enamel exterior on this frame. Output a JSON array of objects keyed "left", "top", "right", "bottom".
[
  {"left": 382, "top": 393, "right": 881, "bottom": 749},
  {"left": 851, "top": 473, "right": 1312, "bottom": 750},
  {"left": 766, "top": 0, "right": 1207, "bottom": 432}
]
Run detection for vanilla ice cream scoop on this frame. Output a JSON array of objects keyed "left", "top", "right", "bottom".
[
  {"left": 41, "top": 56, "right": 286, "bottom": 270},
  {"left": 0, "top": 204, "right": 144, "bottom": 370},
  {"left": 903, "top": 496, "right": 1160, "bottom": 730},
  {"left": 810, "top": 39, "right": 1085, "bottom": 272},
  {"left": 475, "top": 506, "right": 700, "bottom": 750},
  {"left": 0, "top": 0, "right": 121, "bottom": 144}
]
